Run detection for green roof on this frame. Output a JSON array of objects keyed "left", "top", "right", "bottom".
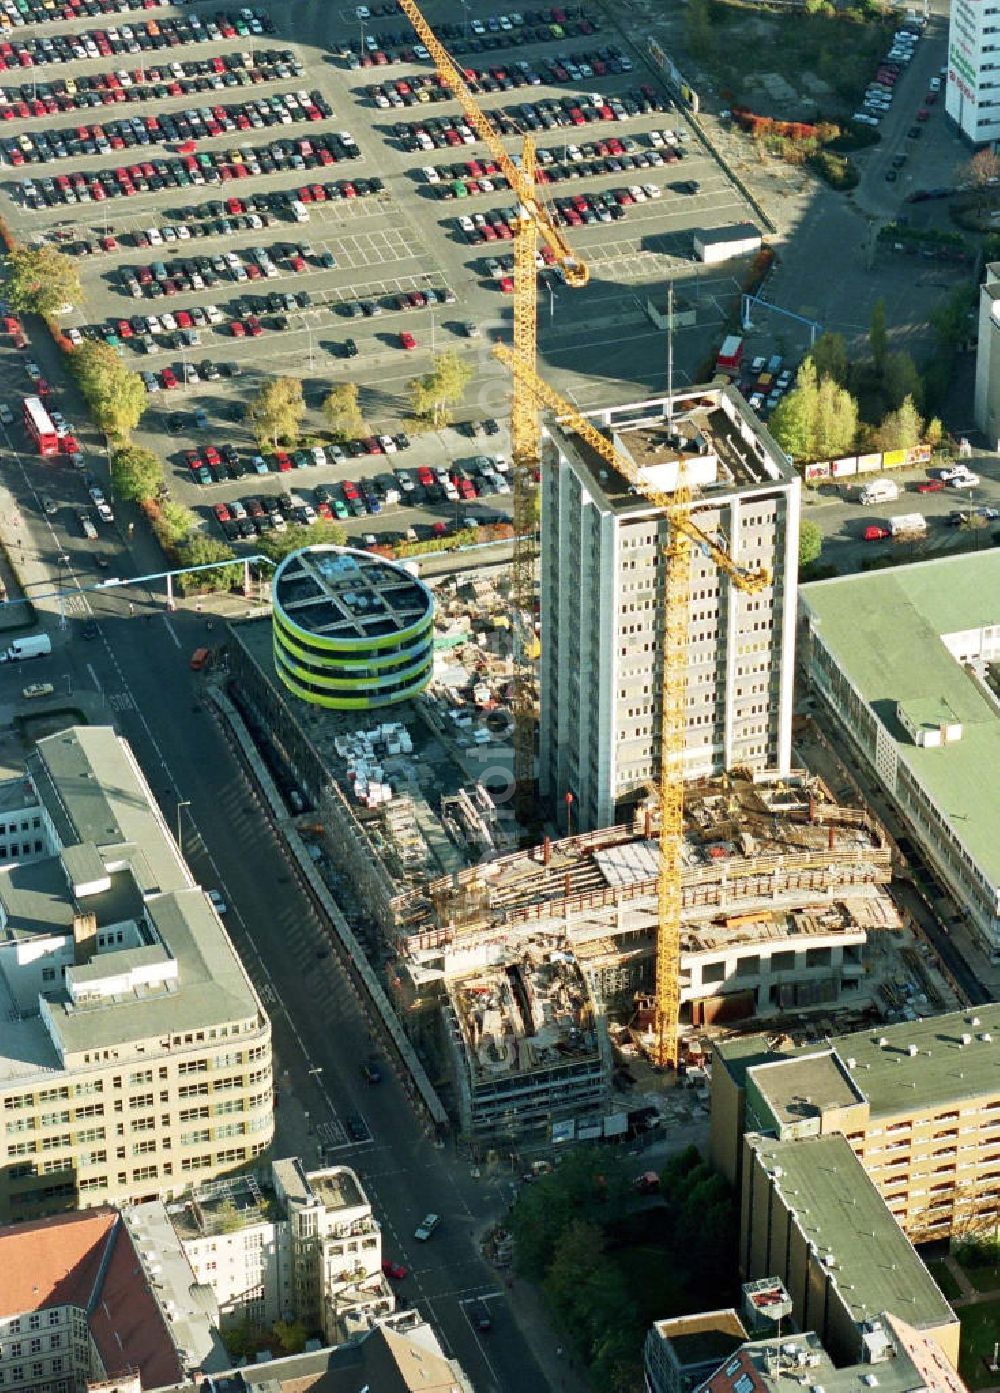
[
  {"left": 801, "top": 553, "right": 1000, "bottom": 890},
  {"left": 713, "top": 1033, "right": 789, "bottom": 1090},
  {"left": 747, "top": 1133, "right": 956, "bottom": 1333}
]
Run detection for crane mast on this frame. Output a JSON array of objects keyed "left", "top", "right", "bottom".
[
  {"left": 494, "top": 342, "right": 771, "bottom": 1066},
  {"left": 398, "top": 0, "right": 587, "bottom": 809}
]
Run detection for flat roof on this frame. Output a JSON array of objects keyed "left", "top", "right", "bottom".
[
  {"left": 29, "top": 727, "right": 189, "bottom": 896},
  {"left": 801, "top": 554, "right": 1000, "bottom": 889},
  {"left": 652, "top": 1310, "right": 747, "bottom": 1369},
  {"left": 749, "top": 1050, "right": 865, "bottom": 1127},
  {"left": 274, "top": 545, "right": 433, "bottom": 641},
  {"left": 747, "top": 1133, "right": 956, "bottom": 1333},
  {"left": 832, "top": 1007, "right": 1000, "bottom": 1117}
]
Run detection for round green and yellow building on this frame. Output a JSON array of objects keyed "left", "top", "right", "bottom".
[{"left": 271, "top": 546, "right": 435, "bottom": 709}]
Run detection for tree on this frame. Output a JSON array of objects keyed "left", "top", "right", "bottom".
[
  {"left": 769, "top": 359, "right": 819, "bottom": 461},
  {"left": 813, "top": 373, "right": 858, "bottom": 458},
  {"left": 246, "top": 376, "right": 305, "bottom": 450},
  {"left": 799, "top": 518, "right": 823, "bottom": 569},
  {"left": 322, "top": 382, "right": 364, "bottom": 440},
  {"left": 175, "top": 534, "right": 241, "bottom": 594},
  {"left": 882, "top": 350, "right": 923, "bottom": 412},
  {"left": 257, "top": 519, "right": 347, "bottom": 564},
  {"left": 869, "top": 298, "right": 888, "bottom": 375},
  {"left": 408, "top": 350, "right": 474, "bottom": 427},
  {"left": 509, "top": 1148, "right": 632, "bottom": 1280},
  {"left": 71, "top": 341, "right": 147, "bottom": 439},
  {"left": 684, "top": 0, "right": 715, "bottom": 58},
  {"left": 111, "top": 443, "right": 163, "bottom": 503},
  {"left": 873, "top": 394, "right": 923, "bottom": 451},
  {"left": 771, "top": 359, "right": 858, "bottom": 461},
  {"left": 6, "top": 244, "right": 81, "bottom": 317},
  {"left": 156, "top": 500, "right": 199, "bottom": 547},
  {"left": 925, "top": 415, "right": 944, "bottom": 448},
  {"left": 930, "top": 284, "right": 976, "bottom": 351},
  {"left": 961, "top": 147, "right": 1000, "bottom": 203},
  {"left": 809, "top": 331, "right": 848, "bottom": 386}
]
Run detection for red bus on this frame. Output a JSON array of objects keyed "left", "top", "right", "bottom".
[{"left": 22, "top": 395, "right": 58, "bottom": 457}]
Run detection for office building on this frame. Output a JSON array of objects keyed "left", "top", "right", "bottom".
[
  {"left": 272, "top": 545, "right": 435, "bottom": 709},
  {"left": 946, "top": 0, "right": 1000, "bottom": 146},
  {"left": 712, "top": 1006, "right": 1000, "bottom": 1243},
  {"left": 975, "top": 262, "right": 1000, "bottom": 442},
  {"left": 539, "top": 383, "right": 800, "bottom": 832},
  {"left": 800, "top": 554, "right": 1000, "bottom": 958},
  {"left": 0, "top": 727, "right": 273, "bottom": 1222},
  {"left": 741, "top": 1134, "right": 959, "bottom": 1367}
]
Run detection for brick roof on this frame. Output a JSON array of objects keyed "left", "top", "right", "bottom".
[{"left": 0, "top": 1208, "right": 182, "bottom": 1389}]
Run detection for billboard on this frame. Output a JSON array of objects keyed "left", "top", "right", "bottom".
[
  {"left": 856, "top": 452, "right": 882, "bottom": 474},
  {"left": 804, "top": 461, "right": 831, "bottom": 481},
  {"left": 830, "top": 456, "right": 857, "bottom": 478}
]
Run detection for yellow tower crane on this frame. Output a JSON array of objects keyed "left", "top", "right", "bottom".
[
  {"left": 494, "top": 342, "right": 772, "bottom": 1067},
  {"left": 398, "top": 0, "right": 588, "bottom": 805}
]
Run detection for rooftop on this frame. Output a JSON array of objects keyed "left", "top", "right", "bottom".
[
  {"left": 274, "top": 545, "right": 433, "bottom": 642},
  {"left": 0, "top": 1208, "right": 185, "bottom": 1388},
  {"left": 651, "top": 1309, "right": 748, "bottom": 1370},
  {"left": 747, "top": 1133, "right": 956, "bottom": 1334},
  {"left": 748, "top": 1050, "right": 866, "bottom": 1129},
  {"left": 697, "top": 1327, "right": 933, "bottom": 1393},
  {"left": 544, "top": 382, "right": 793, "bottom": 517},
  {"left": 308, "top": 1166, "right": 365, "bottom": 1213},
  {"left": 801, "top": 553, "right": 1000, "bottom": 890}
]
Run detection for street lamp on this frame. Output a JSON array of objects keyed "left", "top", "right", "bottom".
[
  {"left": 300, "top": 315, "right": 315, "bottom": 373},
  {"left": 176, "top": 799, "right": 191, "bottom": 856}
]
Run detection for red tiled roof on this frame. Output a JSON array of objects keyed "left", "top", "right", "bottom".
[
  {"left": 0, "top": 1208, "right": 181, "bottom": 1389},
  {"left": 0, "top": 1209, "right": 116, "bottom": 1316}
]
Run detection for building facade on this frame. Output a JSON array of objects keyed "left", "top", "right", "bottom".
[
  {"left": 975, "top": 262, "right": 1000, "bottom": 441},
  {"left": 151, "top": 1158, "right": 394, "bottom": 1347},
  {"left": 0, "top": 727, "right": 273, "bottom": 1222},
  {"left": 539, "top": 385, "right": 800, "bottom": 832},
  {"left": 946, "top": 0, "right": 1000, "bottom": 146},
  {"left": 712, "top": 1007, "right": 1000, "bottom": 1244},
  {"left": 272, "top": 546, "right": 435, "bottom": 710},
  {"left": 800, "top": 555, "right": 1000, "bottom": 958}
]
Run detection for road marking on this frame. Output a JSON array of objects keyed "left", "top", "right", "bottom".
[
  {"left": 162, "top": 616, "right": 181, "bottom": 649},
  {"left": 85, "top": 662, "right": 103, "bottom": 693},
  {"left": 107, "top": 691, "right": 136, "bottom": 711}
]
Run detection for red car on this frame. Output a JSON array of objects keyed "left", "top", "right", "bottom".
[
  {"left": 916, "top": 478, "right": 945, "bottom": 493},
  {"left": 399, "top": 331, "right": 416, "bottom": 350},
  {"left": 863, "top": 525, "right": 889, "bottom": 541},
  {"left": 382, "top": 1260, "right": 407, "bottom": 1280},
  {"left": 213, "top": 502, "right": 231, "bottom": 523},
  {"left": 275, "top": 451, "right": 292, "bottom": 472},
  {"left": 229, "top": 321, "right": 246, "bottom": 337},
  {"left": 161, "top": 368, "right": 178, "bottom": 388},
  {"left": 203, "top": 446, "right": 221, "bottom": 467}
]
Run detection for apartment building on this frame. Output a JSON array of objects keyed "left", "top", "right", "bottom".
[
  {"left": 136, "top": 1158, "right": 394, "bottom": 1346},
  {"left": 741, "top": 1134, "right": 959, "bottom": 1368},
  {"left": 975, "top": 263, "right": 1000, "bottom": 443},
  {"left": 0, "top": 727, "right": 273, "bottom": 1222},
  {"left": 946, "top": 0, "right": 1000, "bottom": 145},
  {"left": 800, "top": 555, "right": 1000, "bottom": 958},
  {"left": 712, "top": 1006, "right": 1000, "bottom": 1243},
  {"left": 0, "top": 1208, "right": 191, "bottom": 1393},
  {"left": 648, "top": 1313, "right": 968, "bottom": 1393},
  {"left": 539, "top": 384, "right": 800, "bottom": 832}
]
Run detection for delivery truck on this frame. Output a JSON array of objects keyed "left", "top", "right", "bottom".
[
  {"left": 5, "top": 633, "right": 52, "bottom": 661},
  {"left": 859, "top": 478, "right": 899, "bottom": 506}
]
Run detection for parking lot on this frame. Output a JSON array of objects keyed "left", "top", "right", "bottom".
[{"left": 0, "top": 0, "right": 767, "bottom": 549}]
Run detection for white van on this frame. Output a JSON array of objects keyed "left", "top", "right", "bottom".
[
  {"left": 859, "top": 478, "right": 899, "bottom": 506},
  {"left": 291, "top": 199, "right": 310, "bottom": 223}
]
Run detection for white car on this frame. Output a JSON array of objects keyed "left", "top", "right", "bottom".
[
  {"left": 310, "top": 446, "right": 327, "bottom": 466},
  {"left": 947, "top": 471, "right": 980, "bottom": 488},
  {"left": 929, "top": 76, "right": 942, "bottom": 92},
  {"left": 422, "top": 165, "right": 440, "bottom": 183},
  {"left": 414, "top": 1213, "right": 440, "bottom": 1242},
  {"left": 160, "top": 312, "right": 177, "bottom": 332},
  {"left": 66, "top": 326, "right": 83, "bottom": 346},
  {"left": 940, "top": 465, "right": 972, "bottom": 482},
  {"left": 642, "top": 183, "right": 662, "bottom": 199},
  {"left": 207, "top": 888, "right": 228, "bottom": 916},
  {"left": 147, "top": 227, "right": 163, "bottom": 246},
  {"left": 380, "top": 434, "right": 397, "bottom": 454}
]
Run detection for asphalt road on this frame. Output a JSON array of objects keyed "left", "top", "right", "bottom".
[{"left": 0, "top": 445, "right": 552, "bottom": 1392}]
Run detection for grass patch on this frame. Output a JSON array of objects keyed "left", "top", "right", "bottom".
[
  {"left": 926, "top": 1259, "right": 963, "bottom": 1303},
  {"left": 688, "top": 1, "right": 890, "bottom": 110},
  {"left": 955, "top": 1244, "right": 1000, "bottom": 1295},
  {"left": 958, "top": 1296, "right": 1000, "bottom": 1390}
]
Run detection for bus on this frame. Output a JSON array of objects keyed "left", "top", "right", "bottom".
[{"left": 22, "top": 395, "right": 58, "bottom": 457}]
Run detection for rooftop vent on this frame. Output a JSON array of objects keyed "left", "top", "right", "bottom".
[
  {"left": 961, "top": 1033, "right": 973, "bottom": 1046},
  {"left": 907, "top": 1044, "right": 918, "bottom": 1057},
  {"left": 845, "top": 1057, "right": 856, "bottom": 1070}
]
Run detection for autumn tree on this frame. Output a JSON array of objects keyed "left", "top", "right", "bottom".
[
  {"left": 809, "top": 331, "right": 848, "bottom": 386},
  {"left": 770, "top": 359, "right": 858, "bottom": 461},
  {"left": 322, "top": 382, "right": 364, "bottom": 440},
  {"left": 110, "top": 443, "right": 163, "bottom": 502},
  {"left": 873, "top": 394, "right": 923, "bottom": 451},
  {"left": 799, "top": 518, "right": 823, "bottom": 568},
  {"left": 408, "top": 350, "right": 474, "bottom": 427},
  {"left": 71, "top": 341, "right": 147, "bottom": 439},
  {"left": 246, "top": 376, "right": 305, "bottom": 450},
  {"left": 6, "top": 244, "right": 81, "bottom": 317}
]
